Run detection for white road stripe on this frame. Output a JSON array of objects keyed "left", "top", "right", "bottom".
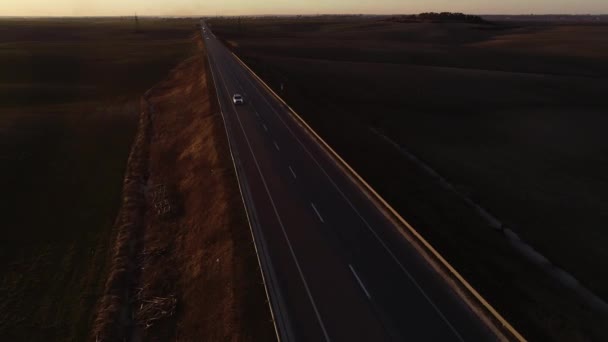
[
  {"left": 311, "top": 203, "right": 324, "bottom": 223},
  {"left": 274, "top": 141, "right": 280, "bottom": 151},
  {"left": 263, "top": 124, "right": 268, "bottom": 132},
  {"left": 349, "top": 264, "right": 372, "bottom": 299},
  {"left": 289, "top": 166, "right": 297, "bottom": 179}
]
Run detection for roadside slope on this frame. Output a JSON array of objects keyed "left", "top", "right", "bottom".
[{"left": 92, "top": 33, "right": 275, "bottom": 341}]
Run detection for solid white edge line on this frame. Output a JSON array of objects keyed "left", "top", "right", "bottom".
[
  {"left": 214, "top": 48, "right": 332, "bottom": 342},
  {"left": 349, "top": 264, "right": 372, "bottom": 299}
]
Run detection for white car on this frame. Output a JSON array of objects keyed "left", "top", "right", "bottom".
[{"left": 232, "top": 94, "right": 245, "bottom": 105}]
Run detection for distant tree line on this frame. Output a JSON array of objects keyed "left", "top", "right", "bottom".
[{"left": 386, "top": 12, "right": 487, "bottom": 24}]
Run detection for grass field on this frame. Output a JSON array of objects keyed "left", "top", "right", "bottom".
[
  {"left": 0, "top": 17, "right": 198, "bottom": 341},
  {"left": 209, "top": 16, "right": 608, "bottom": 341}
]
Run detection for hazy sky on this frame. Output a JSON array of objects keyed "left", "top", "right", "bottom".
[{"left": 2, "top": 0, "right": 607, "bottom": 16}]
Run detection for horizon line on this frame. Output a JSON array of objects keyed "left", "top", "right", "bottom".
[{"left": 1, "top": 13, "right": 608, "bottom": 18}]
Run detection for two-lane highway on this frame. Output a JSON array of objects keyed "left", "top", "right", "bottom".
[{"left": 201, "top": 21, "right": 513, "bottom": 342}]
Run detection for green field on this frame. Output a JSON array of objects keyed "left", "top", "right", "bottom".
[{"left": 0, "top": 18, "right": 197, "bottom": 341}]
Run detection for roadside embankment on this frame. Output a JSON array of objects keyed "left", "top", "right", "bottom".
[{"left": 91, "top": 32, "right": 275, "bottom": 341}]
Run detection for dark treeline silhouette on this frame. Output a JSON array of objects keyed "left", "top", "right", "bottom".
[{"left": 387, "top": 12, "right": 487, "bottom": 24}]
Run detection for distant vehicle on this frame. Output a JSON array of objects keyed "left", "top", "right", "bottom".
[{"left": 233, "top": 94, "right": 245, "bottom": 105}]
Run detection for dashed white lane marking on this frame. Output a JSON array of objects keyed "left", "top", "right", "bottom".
[
  {"left": 310, "top": 203, "right": 324, "bottom": 223},
  {"left": 274, "top": 141, "right": 280, "bottom": 151},
  {"left": 349, "top": 264, "right": 372, "bottom": 299},
  {"left": 263, "top": 124, "right": 268, "bottom": 132},
  {"left": 289, "top": 166, "right": 297, "bottom": 179}
]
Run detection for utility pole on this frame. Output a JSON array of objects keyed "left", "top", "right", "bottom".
[{"left": 134, "top": 13, "right": 140, "bottom": 33}]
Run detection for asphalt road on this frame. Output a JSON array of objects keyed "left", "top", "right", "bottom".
[{"left": 201, "top": 22, "right": 501, "bottom": 342}]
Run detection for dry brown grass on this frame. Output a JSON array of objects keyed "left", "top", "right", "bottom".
[{"left": 91, "top": 32, "right": 275, "bottom": 341}]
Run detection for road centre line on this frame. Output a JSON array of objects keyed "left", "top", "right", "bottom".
[{"left": 349, "top": 265, "right": 372, "bottom": 299}]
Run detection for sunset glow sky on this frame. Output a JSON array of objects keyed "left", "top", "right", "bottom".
[{"left": 1, "top": 0, "right": 607, "bottom": 16}]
